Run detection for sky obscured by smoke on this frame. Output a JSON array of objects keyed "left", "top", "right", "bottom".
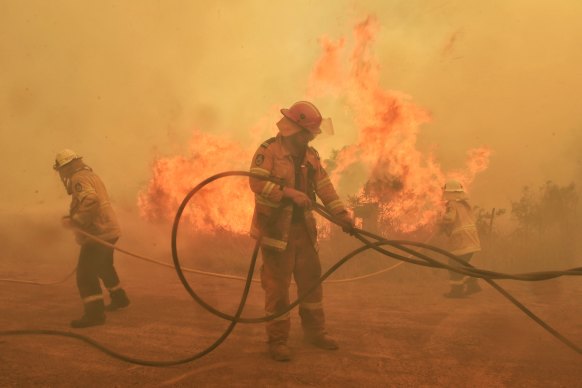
[{"left": 1, "top": 0, "right": 581, "bottom": 218}]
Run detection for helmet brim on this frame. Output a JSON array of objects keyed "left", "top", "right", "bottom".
[
  {"left": 443, "top": 191, "right": 469, "bottom": 201},
  {"left": 53, "top": 156, "right": 81, "bottom": 171},
  {"left": 280, "top": 108, "right": 322, "bottom": 135}
]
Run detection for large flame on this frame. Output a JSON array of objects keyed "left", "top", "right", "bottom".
[
  {"left": 308, "top": 16, "right": 491, "bottom": 233},
  {"left": 138, "top": 16, "right": 491, "bottom": 236},
  {"left": 137, "top": 131, "right": 254, "bottom": 234}
]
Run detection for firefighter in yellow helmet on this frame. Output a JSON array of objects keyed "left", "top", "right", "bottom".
[
  {"left": 249, "top": 101, "right": 354, "bottom": 361},
  {"left": 440, "top": 180, "right": 482, "bottom": 298},
  {"left": 54, "top": 149, "right": 130, "bottom": 328}
]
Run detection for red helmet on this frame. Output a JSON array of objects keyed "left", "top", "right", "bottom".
[{"left": 280, "top": 101, "right": 322, "bottom": 135}]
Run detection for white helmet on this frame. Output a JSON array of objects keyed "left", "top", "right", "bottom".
[
  {"left": 443, "top": 180, "right": 464, "bottom": 192},
  {"left": 53, "top": 149, "right": 81, "bottom": 170},
  {"left": 443, "top": 179, "right": 469, "bottom": 201}
]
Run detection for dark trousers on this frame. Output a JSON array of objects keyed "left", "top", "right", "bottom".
[
  {"left": 447, "top": 253, "right": 473, "bottom": 285},
  {"left": 77, "top": 239, "right": 120, "bottom": 301}
]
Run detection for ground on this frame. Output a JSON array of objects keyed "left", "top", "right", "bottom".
[{"left": 1, "top": 218, "right": 581, "bottom": 387}]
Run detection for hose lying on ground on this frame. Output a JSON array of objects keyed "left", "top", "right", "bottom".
[
  {"left": 0, "top": 267, "right": 76, "bottom": 286},
  {"left": 1, "top": 171, "right": 581, "bottom": 366},
  {"left": 0, "top": 230, "right": 405, "bottom": 285}
]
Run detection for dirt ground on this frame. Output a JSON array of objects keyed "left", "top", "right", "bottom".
[{"left": 1, "top": 218, "right": 582, "bottom": 387}]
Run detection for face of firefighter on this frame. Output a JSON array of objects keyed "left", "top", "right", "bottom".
[
  {"left": 57, "top": 167, "right": 73, "bottom": 194},
  {"left": 288, "top": 129, "right": 316, "bottom": 149},
  {"left": 56, "top": 159, "right": 82, "bottom": 195}
]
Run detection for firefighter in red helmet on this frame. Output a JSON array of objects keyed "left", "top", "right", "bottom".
[
  {"left": 54, "top": 149, "right": 130, "bottom": 328},
  {"left": 249, "top": 101, "right": 354, "bottom": 361}
]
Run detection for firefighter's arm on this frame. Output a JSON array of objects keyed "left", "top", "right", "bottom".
[
  {"left": 70, "top": 177, "right": 100, "bottom": 227},
  {"left": 249, "top": 145, "right": 284, "bottom": 203},
  {"left": 313, "top": 160, "right": 346, "bottom": 215},
  {"left": 282, "top": 187, "right": 311, "bottom": 208},
  {"left": 311, "top": 153, "right": 353, "bottom": 233},
  {"left": 61, "top": 216, "right": 74, "bottom": 229}
]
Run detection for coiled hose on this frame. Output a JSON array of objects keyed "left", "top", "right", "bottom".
[{"left": 1, "top": 171, "right": 581, "bottom": 366}]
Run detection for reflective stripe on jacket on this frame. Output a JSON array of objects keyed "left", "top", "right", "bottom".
[
  {"left": 249, "top": 135, "right": 346, "bottom": 251},
  {"left": 442, "top": 199, "right": 481, "bottom": 255},
  {"left": 69, "top": 168, "right": 121, "bottom": 245}
]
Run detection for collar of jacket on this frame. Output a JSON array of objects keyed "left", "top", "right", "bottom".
[
  {"left": 275, "top": 133, "right": 292, "bottom": 157},
  {"left": 72, "top": 165, "right": 92, "bottom": 175},
  {"left": 275, "top": 133, "right": 316, "bottom": 165}
]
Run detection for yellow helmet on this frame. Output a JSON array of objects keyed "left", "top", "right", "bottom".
[{"left": 53, "top": 149, "right": 81, "bottom": 170}]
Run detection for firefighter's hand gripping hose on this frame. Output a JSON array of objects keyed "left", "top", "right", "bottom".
[{"left": 1, "top": 171, "right": 582, "bottom": 366}]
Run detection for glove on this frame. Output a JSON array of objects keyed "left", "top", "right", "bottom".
[
  {"left": 283, "top": 187, "right": 312, "bottom": 208},
  {"left": 336, "top": 212, "right": 355, "bottom": 235},
  {"left": 61, "top": 216, "right": 73, "bottom": 229}
]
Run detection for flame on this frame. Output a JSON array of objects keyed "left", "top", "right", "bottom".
[
  {"left": 138, "top": 15, "right": 491, "bottom": 236},
  {"left": 307, "top": 16, "right": 491, "bottom": 233},
  {"left": 137, "top": 130, "right": 254, "bottom": 234}
]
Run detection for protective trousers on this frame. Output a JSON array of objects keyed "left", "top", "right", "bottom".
[
  {"left": 448, "top": 253, "right": 475, "bottom": 287},
  {"left": 76, "top": 239, "right": 121, "bottom": 304},
  {"left": 261, "top": 222, "right": 325, "bottom": 344}
]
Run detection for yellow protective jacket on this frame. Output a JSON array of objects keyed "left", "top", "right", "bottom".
[
  {"left": 69, "top": 167, "right": 121, "bottom": 245},
  {"left": 442, "top": 199, "right": 481, "bottom": 255},
  {"left": 249, "top": 135, "right": 347, "bottom": 251}
]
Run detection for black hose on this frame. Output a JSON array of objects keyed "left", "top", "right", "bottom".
[
  {"left": 1, "top": 170, "right": 581, "bottom": 365},
  {"left": 313, "top": 203, "right": 582, "bottom": 355},
  {"left": 0, "top": 238, "right": 261, "bottom": 367}
]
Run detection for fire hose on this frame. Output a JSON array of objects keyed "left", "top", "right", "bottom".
[
  {"left": 1, "top": 171, "right": 582, "bottom": 366},
  {"left": 0, "top": 229, "right": 404, "bottom": 285},
  {"left": 0, "top": 268, "right": 77, "bottom": 286}
]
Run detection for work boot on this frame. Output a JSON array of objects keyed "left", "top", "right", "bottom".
[
  {"left": 443, "top": 285, "right": 465, "bottom": 298},
  {"left": 105, "top": 289, "right": 130, "bottom": 312},
  {"left": 71, "top": 299, "right": 106, "bottom": 328},
  {"left": 465, "top": 279, "right": 482, "bottom": 296},
  {"left": 268, "top": 341, "right": 291, "bottom": 362},
  {"left": 306, "top": 333, "right": 339, "bottom": 350}
]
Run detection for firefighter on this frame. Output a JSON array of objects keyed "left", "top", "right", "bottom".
[
  {"left": 440, "top": 180, "right": 482, "bottom": 298},
  {"left": 249, "top": 101, "right": 354, "bottom": 361},
  {"left": 54, "top": 149, "right": 130, "bottom": 328}
]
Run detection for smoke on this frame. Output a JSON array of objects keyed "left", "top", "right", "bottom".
[{"left": 1, "top": 0, "right": 581, "bottom": 225}]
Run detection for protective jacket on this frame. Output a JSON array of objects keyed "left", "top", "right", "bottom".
[
  {"left": 442, "top": 199, "right": 481, "bottom": 255},
  {"left": 249, "top": 135, "right": 347, "bottom": 251},
  {"left": 69, "top": 167, "right": 121, "bottom": 245}
]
